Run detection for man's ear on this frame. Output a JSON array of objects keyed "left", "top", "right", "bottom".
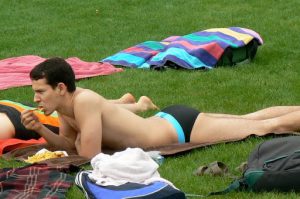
[{"left": 56, "top": 82, "right": 67, "bottom": 95}]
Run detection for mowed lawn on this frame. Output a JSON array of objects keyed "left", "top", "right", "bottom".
[{"left": 1, "top": 0, "right": 300, "bottom": 198}]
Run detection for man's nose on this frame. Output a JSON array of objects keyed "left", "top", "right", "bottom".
[{"left": 34, "top": 94, "right": 40, "bottom": 103}]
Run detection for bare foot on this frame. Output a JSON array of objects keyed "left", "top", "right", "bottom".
[
  {"left": 119, "top": 93, "right": 136, "bottom": 104},
  {"left": 137, "top": 96, "right": 159, "bottom": 111}
]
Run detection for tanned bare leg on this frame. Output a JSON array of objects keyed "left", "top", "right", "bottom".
[
  {"left": 117, "top": 96, "right": 159, "bottom": 113},
  {"left": 109, "top": 93, "right": 136, "bottom": 104},
  {"left": 190, "top": 110, "right": 300, "bottom": 144},
  {"left": 205, "top": 106, "right": 300, "bottom": 120}
]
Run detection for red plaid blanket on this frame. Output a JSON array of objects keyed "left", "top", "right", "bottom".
[{"left": 0, "top": 164, "right": 74, "bottom": 199}]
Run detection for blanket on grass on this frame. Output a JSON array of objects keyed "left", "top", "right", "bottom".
[
  {"left": 1, "top": 143, "right": 90, "bottom": 168},
  {"left": 0, "top": 141, "right": 215, "bottom": 170},
  {"left": 0, "top": 55, "right": 123, "bottom": 90},
  {"left": 102, "top": 27, "right": 263, "bottom": 70},
  {"left": 1, "top": 134, "right": 297, "bottom": 168},
  {"left": 0, "top": 164, "right": 74, "bottom": 199}
]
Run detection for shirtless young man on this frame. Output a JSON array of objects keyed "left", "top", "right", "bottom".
[
  {"left": 0, "top": 95, "right": 157, "bottom": 140},
  {"left": 21, "top": 57, "right": 300, "bottom": 159}
]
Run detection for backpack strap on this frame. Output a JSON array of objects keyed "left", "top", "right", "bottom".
[
  {"left": 185, "top": 179, "right": 244, "bottom": 198},
  {"left": 208, "top": 179, "right": 242, "bottom": 196}
]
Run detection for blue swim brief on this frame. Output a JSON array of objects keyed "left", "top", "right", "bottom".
[{"left": 155, "top": 105, "right": 200, "bottom": 143}]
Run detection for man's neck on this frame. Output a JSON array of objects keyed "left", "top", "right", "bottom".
[{"left": 56, "top": 88, "right": 78, "bottom": 117}]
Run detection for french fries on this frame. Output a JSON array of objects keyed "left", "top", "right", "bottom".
[
  {"left": 31, "top": 107, "right": 44, "bottom": 113},
  {"left": 25, "top": 150, "right": 66, "bottom": 163}
]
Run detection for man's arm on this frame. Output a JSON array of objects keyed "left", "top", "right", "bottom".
[
  {"left": 73, "top": 95, "right": 103, "bottom": 159},
  {"left": 21, "top": 110, "right": 75, "bottom": 151}
]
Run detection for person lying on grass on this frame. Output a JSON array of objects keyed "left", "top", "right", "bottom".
[
  {"left": 0, "top": 94, "right": 158, "bottom": 140},
  {"left": 21, "top": 57, "right": 300, "bottom": 159}
]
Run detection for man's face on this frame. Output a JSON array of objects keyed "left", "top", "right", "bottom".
[{"left": 32, "top": 78, "right": 59, "bottom": 116}]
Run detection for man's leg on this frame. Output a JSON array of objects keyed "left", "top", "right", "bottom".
[
  {"left": 190, "top": 111, "right": 300, "bottom": 144},
  {"left": 116, "top": 96, "right": 159, "bottom": 113},
  {"left": 242, "top": 106, "right": 300, "bottom": 119},
  {"left": 205, "top": 106, "right": 300, "bottom": 120},
  {"left": 108, "top": 93, "right": 136, "bottom": 104},
  {"left": 107, "top": 93, "right": 158, "bottom": 113}
]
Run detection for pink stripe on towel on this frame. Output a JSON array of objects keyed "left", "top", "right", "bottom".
[{"left": 0, "top": 55, "right": 123, "bottom": 90}]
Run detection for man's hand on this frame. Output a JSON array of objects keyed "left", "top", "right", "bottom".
[{"left": 21, "top": 110, "right": 43, "bottom": 132}]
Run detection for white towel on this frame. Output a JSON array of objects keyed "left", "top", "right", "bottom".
[{"left": 88, "top": 148, "right": 174, "bottom": 187}]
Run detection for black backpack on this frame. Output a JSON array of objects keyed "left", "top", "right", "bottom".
[
  {"left": 240, "top": 135, "right": 300, "bottom": 192},
  {"left": 210, "top": 136, "right": 300, "bottom": 195},
  {"left": 216, "top": 39, "right": 259, "bottom": 67}
]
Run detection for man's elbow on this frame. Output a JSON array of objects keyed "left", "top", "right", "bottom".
[{"left": 78, "top": 150, "right": 100, "bottom": 159}]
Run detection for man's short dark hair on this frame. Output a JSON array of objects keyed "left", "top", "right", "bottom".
[{"left": 30, "top": 57, "right": 76, "bottom": 92}]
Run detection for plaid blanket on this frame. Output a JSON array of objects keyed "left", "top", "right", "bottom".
[
  {"left": 102, "top": 27, "right": 263, "bottom": 69},
  {"left": 0, "top": 164, "right": 74, "bottom": 199}
]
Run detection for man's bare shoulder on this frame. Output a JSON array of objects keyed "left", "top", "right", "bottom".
[
  {"left": 75, "top": 88, "right": 105, "bottom": 102},
  {"left": 73, "top": 87, "right": 108, "bottom": 111}
]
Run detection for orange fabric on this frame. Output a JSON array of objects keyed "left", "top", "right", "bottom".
[
  {"left": 0, "top": 100, "right": 59, "bottom": 154},
  {"left": 0, "top": 138, "right": 46, "bottom": 155},
  {"left": 0, "top": 101, "right": 59, "bottom": 127}
]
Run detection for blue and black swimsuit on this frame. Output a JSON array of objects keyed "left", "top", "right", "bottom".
[{"left": 155, "top": 105, "right": 200, "bottom": 143}]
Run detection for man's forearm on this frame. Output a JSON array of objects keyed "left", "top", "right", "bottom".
[{"left": 36, "top": 125, "right": 75, "bottom": 151}]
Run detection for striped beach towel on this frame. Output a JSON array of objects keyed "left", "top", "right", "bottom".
[{"left": 102, "top": 27, "right": 263, "bottom": 70}]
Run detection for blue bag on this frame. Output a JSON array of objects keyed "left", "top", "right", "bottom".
[{"left": 75, "top": 171, "right": 186, "bottom": 199}]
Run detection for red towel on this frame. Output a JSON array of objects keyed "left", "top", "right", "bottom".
[
  {"left": 0, "top": 138, "right": 46, "bottom": 155},
  {"left": 0, "top": 55, "right": 123, "bottom": 90}
]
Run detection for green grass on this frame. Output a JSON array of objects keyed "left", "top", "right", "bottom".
[{"left": 1, "top": 0, "right": 300, "bottom": 198}]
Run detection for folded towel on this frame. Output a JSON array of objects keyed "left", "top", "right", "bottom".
[{"left": 88, "top": 148, "right": 174, "bottom": 187}]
